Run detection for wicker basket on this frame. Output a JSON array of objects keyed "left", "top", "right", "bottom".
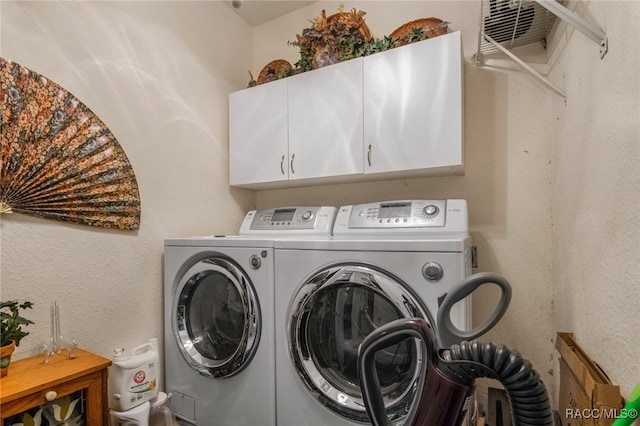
[
  {"left": 390, "top": 18, "right": 449, "bottom": 46},
  {"left": 257, "top": 59, "right": 293, "bottom": 85}
]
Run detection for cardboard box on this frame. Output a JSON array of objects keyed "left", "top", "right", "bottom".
[{"left": 556, "top": 332, "right": 624, "bottom": 425}]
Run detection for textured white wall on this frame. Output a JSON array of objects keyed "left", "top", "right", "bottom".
[
  {"left": 252, "top": 0, "right": 640, "bottom": 401},
  {"left": 549, "top": 0, "right": 640, "bottom": 397},
  {"left": 0, "top": 1, "right": 254, "bottom": 384}
]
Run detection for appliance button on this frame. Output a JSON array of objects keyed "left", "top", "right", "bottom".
[
  {"left": 424, "top": 205, "right": 439, "bottom": 216},
  {"left": 249, "top": 255, "right": 261, "bottom": 269},
  {"left": 422, "top": 262, "right": 444, "bottom": 281},
  {"left": 301, "top": 210, "right": 314, "bottom": 221}
]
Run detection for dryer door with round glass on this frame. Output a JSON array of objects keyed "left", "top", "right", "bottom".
[
  {"left": 173, "top": 256, "right": 260, "bottom": 378},
  {"left": 288, "top": 264, "right": 431, "bottom": 423}
]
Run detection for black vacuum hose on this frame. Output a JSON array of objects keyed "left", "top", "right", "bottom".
[{"left": 440, "top": 341, "right": 554, "bottom": 426}]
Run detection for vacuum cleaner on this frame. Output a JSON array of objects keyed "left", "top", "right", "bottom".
[{"left": 358, "top": 316, "right": 554, "bottom": 426}]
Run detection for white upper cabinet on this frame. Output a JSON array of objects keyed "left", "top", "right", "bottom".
[
  {"left": 287, "top": 58, "right": 363, "bottom": 181},
  {"left": 228, "top": 31, "right": 464, "bottom": 189},
  {"left": 229, "top": 78, "right": 288, "bottom": 186},
  {"left": 363, "top": 31, "right": 463, "bottom": 176}
]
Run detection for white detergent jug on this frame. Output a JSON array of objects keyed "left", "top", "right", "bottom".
[{"left": 109, "top": 340, "right": 160, "bottom": 412}]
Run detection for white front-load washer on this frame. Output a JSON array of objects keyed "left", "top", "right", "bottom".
[
  {"left": 163, "top": 206, "right": 336, "bottom": 426},
  {"left": 274, "top": 200, "right": 473, "bottom": 426}
]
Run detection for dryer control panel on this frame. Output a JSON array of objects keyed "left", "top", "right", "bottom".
[
  {"left": 239, "top": 206, "right": 337, "bottom": 235},
  {"left": 334, "top": 200, "right": 468, "bottom": 237}
]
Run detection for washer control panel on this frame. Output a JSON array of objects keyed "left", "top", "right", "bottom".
[
  {"left": 347, "top": 200, "right": 446, "bottom": 228},
  {"left": 240, "top": 206, "right": 337, "bottom": 234}
]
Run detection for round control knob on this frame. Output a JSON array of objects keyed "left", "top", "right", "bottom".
[
  {"left": 46, "top": 391, "right": 58, "bottom": 401},
  {"left": 422, "top": 262, "right": 444, "bottom": 281},
  {"left": 249, "top": 255, "right": 261, "bottom": 270},
  {"left": 301, "top": 210, "right": 314, "bottom": 221},
  {"left": 423, "top": 205, "right": 439, "bottom": 217}
]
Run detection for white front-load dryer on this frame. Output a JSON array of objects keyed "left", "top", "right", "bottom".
[
  {"left": 274, "top": 200, "right": 473, "bottom": 426},
  {"left": 164, "top": 237, "right": 275, "bottom": 425},
  {"left": 164, "top": 206, "right": 337, "bottom": 426}
]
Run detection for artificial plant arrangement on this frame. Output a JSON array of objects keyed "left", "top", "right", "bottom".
[
  {"left": 254, "top": 6, "right": 450, "bottom": 86},
  {"left": 1, "top": 300, "right": 35, "bottom": 377},
  {"left": 289, "top": 5, "right": 372, "bottom": 71}
]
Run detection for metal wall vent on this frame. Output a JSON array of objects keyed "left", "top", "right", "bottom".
[
  {"left": 475, "top": 0, "right": 608, "bottom": 98},
  {"left": 477, "top": 0, "right": 559, "bottom": 57}
]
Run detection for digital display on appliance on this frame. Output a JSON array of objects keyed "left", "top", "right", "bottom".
[
  {"left": 378, "top": 202, "right": 412, "bottom": 219},
  {"left": 272, "top": 208, "right": 296, "bottom": 222}
]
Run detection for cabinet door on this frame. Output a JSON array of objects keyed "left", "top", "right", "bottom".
[
  {"left": 1, "top": 369, "right": 107, "bottom": 425},
  {"left": 363, "top": 31, "right": 463, "bottom": 174},
  {"left": 287, "top": 59, "right": 363, "bottom": 181},
  {"left": 229, "top": 79, "right": 288, "bottom": 186}
]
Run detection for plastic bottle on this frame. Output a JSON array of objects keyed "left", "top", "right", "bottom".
[
  {"left": 109, "top": 401, "right": 151, "bottom": 426},
  {"left": 149, "top": 392, "right": 176, "bottom": 426},
  {"left": 109, "top": 340, "right": 160, "bottom": 412}
]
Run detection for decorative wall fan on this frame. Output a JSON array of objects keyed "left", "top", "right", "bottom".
[{"left": 1, "top": 57, "right": 141, "bottom": 230}]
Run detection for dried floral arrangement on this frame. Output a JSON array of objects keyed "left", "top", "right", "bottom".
[
  {"left": 250, "top": 6, "right": 450, "bottom": 87},
  {"left": 253, "top": 6, "right": 449, "bottom": 87},
  {"left": 289, "top": 5, "right": 372, "bottom": 71}
]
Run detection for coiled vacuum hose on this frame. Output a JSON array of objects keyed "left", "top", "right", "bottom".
[{"left": 441, "top": 341, "right": 554, "bottom": 426}]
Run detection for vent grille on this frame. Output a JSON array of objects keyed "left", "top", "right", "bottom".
[{"left": 478, "top": 0, "right": 560, "bottom": 57}]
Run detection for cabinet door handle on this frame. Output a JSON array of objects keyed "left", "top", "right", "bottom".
[
  {"left": 46, "top": 390, "right": 58, "bottom": 401},
  {"left": 367, "top": 144, "right": 372, "bottom": 167},
  {"left": 290, "top": 154, "right": 295, "bottom": 174},
  {"left": 280, "top": 155, "right": 285, "bottom": 175}
]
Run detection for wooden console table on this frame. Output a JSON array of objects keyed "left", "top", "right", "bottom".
[{"left": 0, "top": 349, "right": 111, "bottom": 425}]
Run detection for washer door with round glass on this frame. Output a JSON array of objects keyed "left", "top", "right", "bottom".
[
  {"left": 288, "top": 263, "right": 431, "bottom": 423},
  {"left": 173, "top": 256, "right": 260, "bottom": 378}
]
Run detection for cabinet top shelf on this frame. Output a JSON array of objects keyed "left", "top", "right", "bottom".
[{"left": 0, "top": 348, "right": 111, "bottom": 405}]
